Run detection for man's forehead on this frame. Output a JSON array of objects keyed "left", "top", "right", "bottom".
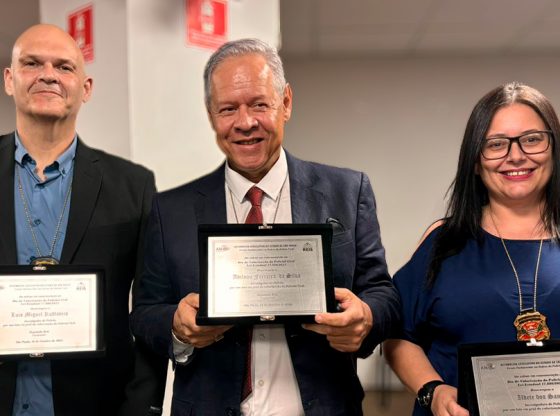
[
  {"left": 13, "top": 25, "right": 83, "bottom": 64},
  {"left": 211, "top": 79, "right": 277, "bottom": 105},
  {"left": 214, "top": 55, "right": 270, "bottom": 79},
  {"left": 15, "top": 42, "right": 79, "bottom": 58},
  {"left": 213, "top": 58, "right": 272, "bottom": 92},
  {"left": 15, "top": 49, "right": 79, "bottom": 63}
]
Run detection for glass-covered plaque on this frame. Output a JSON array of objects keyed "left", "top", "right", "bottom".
[
  {"left": 0, "top": 265, "right": 104, "bottom": 359},
  {"left": 197, "top": 224, "right": 335, "bottom": 325},
  {"left": 458, "top": 340, "right": 560, "bottom": 416}
]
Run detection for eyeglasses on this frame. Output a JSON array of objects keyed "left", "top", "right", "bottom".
[{"left": 481, "top": 130, "right": 552, "bottom": 160}]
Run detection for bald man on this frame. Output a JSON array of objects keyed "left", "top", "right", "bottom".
[{"left": 0, "top": 24, "right": 166, "bottom": 416}]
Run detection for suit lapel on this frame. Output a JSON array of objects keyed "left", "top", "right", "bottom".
[
  {"left": 0, "top": 134, "right": 17, "bottom": 264},
  {"left": 286, "top": 152, "right": 325, "bottom": 224},
  {"left": 192, "top": 156, "right": 327, "bottom": 225},
  {"left": 194, "top": 164, "right": 227, "bottom": 224},
  {"left": 60, "top": 139, "right": 102, "bottom": 263}
]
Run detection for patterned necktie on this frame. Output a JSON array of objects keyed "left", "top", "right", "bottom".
[
  {"left": 244, "top": 186, "right": 264, "bottom": 224},
  {"left": 242, "top": 186, "right": 263, "bottom": 401}
]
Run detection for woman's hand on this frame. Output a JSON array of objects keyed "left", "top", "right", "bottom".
[{"left": 431, "top": 384, "right": 469, "bottom": 416}]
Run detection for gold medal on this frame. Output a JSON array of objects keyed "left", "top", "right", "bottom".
[
  {"left": 514, "top": 310, "right": 551, "bottom": 341},
  {"left": 489, "top": 211, "right": 551, "bottom": 341},
  {"left": 31, "top": 257, "right": 59, "bottom": 266}
]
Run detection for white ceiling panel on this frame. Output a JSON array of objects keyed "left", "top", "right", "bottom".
[
  {"left": 513, "top": 22, "right": 560, "bottom": 51},
  {"left": 318, "top": 0, "right": 381, "bottom": 26},
  {"left": 281, "top": 0, "right": 560, "bottom": 57},
  {"left": 429, "top": 0, "right": 549, "bottom": 23},
  {"left": 318, "top": 0, "right": 434, "bottom": 26},
  {"left": 319, "top": 32, "right": 413, "bottom": 54},
  {"left": 416, "top": 32, "right": 511, "bottom": 53}
]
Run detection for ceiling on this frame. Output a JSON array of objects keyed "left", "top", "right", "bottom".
[
  {"left": 280, "top": 0, "right": 560, "bottom": 56},
  {"left": 1, "top": 1, "right": 560, "bottom": 63}
]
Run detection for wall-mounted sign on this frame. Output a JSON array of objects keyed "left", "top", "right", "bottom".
[
  {"left": 186, "top": 0, "right": 228, "bottom": 50},
  {"left": 68, "top": 4, "right": 94, "bottom": 63}
]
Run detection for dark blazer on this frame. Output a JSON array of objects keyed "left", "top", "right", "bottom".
[
  {"left": 0, "top": 133, "right": 167, "bottom": 416},
  {"left": 131, "top": 151, "right": 400, "bottom": 416}
]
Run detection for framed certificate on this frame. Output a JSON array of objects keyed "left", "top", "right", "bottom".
[
  {"left": 197, "top": 224, "right": 336, "bottom": 325},
  {"left": 0, "top": 265, "right": 105, "bottom": 360},
  {"left": 458, "top": 340, "right": 560, "bottom": 416}
]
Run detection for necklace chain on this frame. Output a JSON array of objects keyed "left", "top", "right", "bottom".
[
  {"left": 489, "top": 210, "right": 543, "bottom": 312},
  {"left": 16, "top": 166, "right": 73, "bottom": 262}
]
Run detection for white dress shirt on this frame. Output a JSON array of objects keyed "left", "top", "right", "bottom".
[{"left": 225, "top": 149, "right": 304, "bottom": 416}]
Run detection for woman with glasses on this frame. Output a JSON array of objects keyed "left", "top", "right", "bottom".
[{"left": 384, "top": 82, "right": 560, "bottom": 416}]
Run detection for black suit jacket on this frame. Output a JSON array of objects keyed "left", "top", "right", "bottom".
[
  {"left": 131, "top": 151, "right": 400, "bottom": 416},
  {"left": 0, "top": 133, "right": 167, "bottom": 416}
]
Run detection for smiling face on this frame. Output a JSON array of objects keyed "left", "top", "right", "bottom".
[
  {"left": 207, "top": 54, "right": 292, "bottom": 182},
  {"left": 4, "top": 24, "right": 92, "bottom": 124},
  {"left": 479, "top": 103, "right": 553, "bottom": 208}
]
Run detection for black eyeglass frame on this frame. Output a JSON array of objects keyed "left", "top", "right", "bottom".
[{"left": 481, "top": 130, "right": 553, "bottom": 160}]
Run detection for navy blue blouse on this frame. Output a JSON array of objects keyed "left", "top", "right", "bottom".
[{"left": 393, "top": 228, "right": 560, "bottom": 415}]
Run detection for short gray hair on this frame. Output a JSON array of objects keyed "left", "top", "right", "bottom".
[{"left": 203, "top": 38, "right": 286, "bottom": 109}]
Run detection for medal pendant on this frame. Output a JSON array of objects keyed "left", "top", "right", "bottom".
[
  {"left": 31, "top": 256, "right": 59, "bottom": 266},
  {"left": 514, "top": 310, "right": 551, "bottom": 341}
]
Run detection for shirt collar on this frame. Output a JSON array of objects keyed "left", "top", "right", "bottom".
[
  {"left": 225, "top": 148, "right": 288, "bottom": 203},
  {"left": 14, "top": 131, "right": 78, "bottom": 176}
]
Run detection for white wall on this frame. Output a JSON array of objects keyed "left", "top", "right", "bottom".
[
  {"left": 40, "top": 0, "right": 132, "bottom": 158},
  {"left": 282, "top": 54, "right": 560, "bottom": 389},
  {"left": 127, "top": 0, "right": 280, "bottom": 191},
  {"left": 40, "top": 0, "right": 280, "bottom": 191}
]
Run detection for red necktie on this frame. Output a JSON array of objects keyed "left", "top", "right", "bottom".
[
  {"left": 244, "top": 186, "right": 264, "bottom": 224},
  {"left": 242, "top": 187, "right": 263, "bottom": 401}
]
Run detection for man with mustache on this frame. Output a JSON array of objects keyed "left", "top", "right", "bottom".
[
  {"left": 131, "top": 38, "right": 400, "bottom": 415},
  {"left": 0, "top": 24, "right": 166, "bottom": 415}
]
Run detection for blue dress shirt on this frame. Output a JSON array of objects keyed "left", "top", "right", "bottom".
[{"left": 12, "top": 132, "right": 75, "bottom": 416}]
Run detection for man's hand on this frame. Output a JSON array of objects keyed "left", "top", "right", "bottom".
[
  {"left": 302, "top": 288, "right": 373, "bottom": 352},
  {"left": 172, "top": 293, "right": 232, "bottom": 348}
]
